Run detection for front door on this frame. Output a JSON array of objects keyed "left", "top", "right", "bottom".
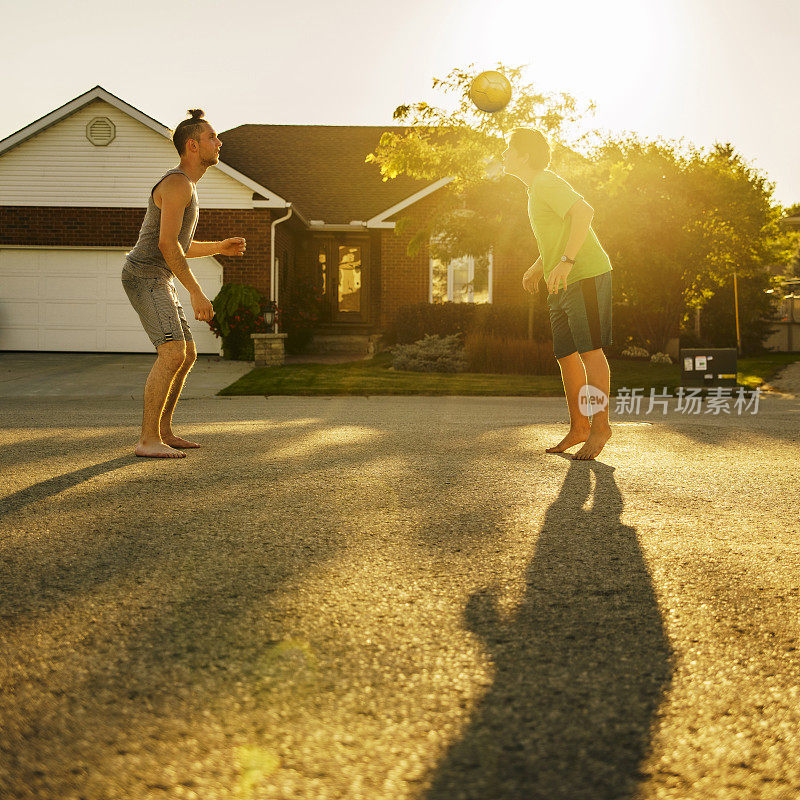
[{"left": 316, "top": 236, "right": 369, "bottom": 324}]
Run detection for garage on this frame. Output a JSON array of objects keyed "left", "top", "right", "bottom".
[
  {"left": 0, "top": 247, "right": 222, "bottom": 353},
  {"left": 0, "top": 88, "right": 287, "bottom": 357}
]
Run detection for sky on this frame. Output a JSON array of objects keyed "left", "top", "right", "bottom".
[{"left": 0, "top": 0, "right": 797, "bottom": 204}]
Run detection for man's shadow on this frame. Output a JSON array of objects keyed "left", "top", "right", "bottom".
[{"left": 426, "top": 459, "right": 674, "bottom": 800}]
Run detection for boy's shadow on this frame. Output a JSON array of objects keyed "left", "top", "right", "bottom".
[{"left": 427, "top": 460, "right": 673, "bottom": 800}]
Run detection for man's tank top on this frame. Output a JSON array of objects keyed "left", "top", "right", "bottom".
[{"left": 123, "top": 168, "right": 199, "bottom": 280}]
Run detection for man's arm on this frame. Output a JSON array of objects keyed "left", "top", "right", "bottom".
[
  {"left": 186, "top": 239, "right": 246, "bottom": 258},
  {"left": 157, "top": 175, "right": 213, "bottom": 322},
  {"left": 185, "top": 241, "right": 220, "bottom": 259}
]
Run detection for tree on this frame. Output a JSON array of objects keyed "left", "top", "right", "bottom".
[
  {"left": 367, "top": 64, "right": 593, "bottom": 260},
  {"left": 689, "top": 271, "right": 778, "bottom": 354},
  {"left": 573, "top": 138, "right": 792, "bottom": 351},
  {"left": 781, "top": 204, "right": 800, "bottom": 279},
  {"left": 370, "top": 66, "right": 796, "bottom": 352}
]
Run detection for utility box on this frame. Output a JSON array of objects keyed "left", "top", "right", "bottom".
[{"left": 680, "top": 348, "right": 738, "bottom": 387}]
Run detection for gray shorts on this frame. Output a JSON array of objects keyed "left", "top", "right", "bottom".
[{"left": 121, "top": 268, "right": 193, "bottom": 349}]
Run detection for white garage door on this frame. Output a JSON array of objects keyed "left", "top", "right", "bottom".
[{"left": 0, "top": 248, "right": 222, "bottom": 353}]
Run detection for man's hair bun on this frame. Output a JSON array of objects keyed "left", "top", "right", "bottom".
[{"left": 172, "top": 109, "right": 209, "bottom": 154}]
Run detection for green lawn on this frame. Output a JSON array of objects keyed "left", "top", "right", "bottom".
[
  {"left": 737, "top": 352, "right": 800, "bottom": 388},
  {"left": 218, "top": 352, "right": 800, "bottom": 397}
]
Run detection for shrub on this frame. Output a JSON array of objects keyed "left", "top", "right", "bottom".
[
  {"left": 385, "top": 303, "right": 476, "bottom": 345},
  {"left": 209, "top": 283, "right": 274, "bottom": 361},
  {"left": 677, "top": 329, "right": 706, "bottom": 350},
  {"left": 279, "top": 279, "right": 323, "bottom": 354},
  {"left": 650, "top": 352, "right": 673, "bottom": 364},
  {"left": 621, "top": 345, "right": 650, "bottom": 358},
  {"left": 471, "top": 303, "right": 554, "bottom": 341},
  {"left": 384, "top": 300, "right": 552, "bottom": 345},
  {"left": 464, "top": 333, "right": 558, "bottom": 374},
  {"left": 391, "top": 334, "right": 467, "bottom": 372}
]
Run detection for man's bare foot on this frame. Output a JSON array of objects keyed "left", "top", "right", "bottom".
[
  {"left": 161, "top": 433, "right": 200, "bottom": 449},
  {"left": 546, "top": 425, "right": 591, "bottom": 453},
  {"left": 135, "top": 440, "right": 186, "bottom": 459},
  {"left": 572, "top": 424, "right": 612, "bottom": 460}
]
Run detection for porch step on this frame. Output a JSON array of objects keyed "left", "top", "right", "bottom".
[{"left": 310, "top": 333, "right": 382, "bottom": 356}]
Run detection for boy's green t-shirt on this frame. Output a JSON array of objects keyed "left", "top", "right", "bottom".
[{"left": 527, "top": 170, "right": 612, "bottom": 284}]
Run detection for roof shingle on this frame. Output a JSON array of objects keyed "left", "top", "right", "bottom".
[{"left": 218, "top": 125, "right": 427, "bottom": 224}]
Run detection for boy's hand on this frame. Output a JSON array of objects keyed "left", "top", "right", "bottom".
[
  {"left": 522, "top": 262, "right": 543, "bottom": 294},
  {"left": 547, "top": 262, "right": 572, "bottom": 294}
]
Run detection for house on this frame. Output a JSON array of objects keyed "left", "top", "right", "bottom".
[
  {"left": 0, "top": 86, "right": 530, "bottom": 354},
  {"left": 764, "top": 278, "right": 800, "bottom": 352}
]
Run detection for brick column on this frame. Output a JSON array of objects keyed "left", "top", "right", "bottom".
[{"left": 251, "top": 333, "right": 288, "bottom": 366}]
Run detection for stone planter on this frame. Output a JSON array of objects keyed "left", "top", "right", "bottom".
[{"left": 251, "top": 333, "right": 288, "bottom": 367}]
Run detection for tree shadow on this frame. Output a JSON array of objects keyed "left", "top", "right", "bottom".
[
  {"left": 0, "top": 456, "right": 135, "bottom": 519},
  {"left": 426, "top": 460, "right": 674, "bottom": 800},
  {"left": 0, "top": 425, "right": 391, "bottom": 797}
]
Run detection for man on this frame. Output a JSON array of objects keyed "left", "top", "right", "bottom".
[
  {"left": 502, "top": 128, "right": 613, "bottom": 461},
  {"left": 122, "top": 109, "right": 246, "bottom": 458}
]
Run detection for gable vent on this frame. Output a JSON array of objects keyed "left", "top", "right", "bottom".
[{"left": 86, "top": 116, "right": 116, "bottom": 146}]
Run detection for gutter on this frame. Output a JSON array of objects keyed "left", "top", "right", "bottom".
[{"left": 270, "top": 204, "right": 293, "bottom": 331}]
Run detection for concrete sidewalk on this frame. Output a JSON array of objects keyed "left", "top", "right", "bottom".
[{"left": 0, "top": 352, "right": 253, "bottom": 399}]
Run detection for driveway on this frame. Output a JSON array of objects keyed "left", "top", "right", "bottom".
[
  {"left": 1, "top": 391, "right": 799, "bottom": 800},
  {"left": 0, "top": 352, "right": 252, "bottom": 399}
]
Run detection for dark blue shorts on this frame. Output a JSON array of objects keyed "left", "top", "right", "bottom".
[{"left": 547, "top": 271, "right": 613, "bottom": 360}]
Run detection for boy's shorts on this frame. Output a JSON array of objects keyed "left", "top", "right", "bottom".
[
  {"left": 547, "top": 271, "right": 612, "bottom": 360},
  {"left": 121, "top": 268, "right": 193, "bottom": 349}
]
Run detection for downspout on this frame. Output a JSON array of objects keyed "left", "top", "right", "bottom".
[{"left": 270, "top": 204, "right": 293, "bottom": 332}]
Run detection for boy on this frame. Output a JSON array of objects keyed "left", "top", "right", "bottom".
[{"left": 502, "top": 128, "right": 613, "bottom": 460}]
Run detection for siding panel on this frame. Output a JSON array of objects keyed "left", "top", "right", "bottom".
[{"left": 0, "top": 100, "right": 254, "bottom": 209}]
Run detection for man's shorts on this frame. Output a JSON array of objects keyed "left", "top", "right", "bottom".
[
  {"left": 547, "top": 271, "right": 613, "bottom": 360},
  {"left": 121, "top": 268, "right": 193, "bottom": 349}
]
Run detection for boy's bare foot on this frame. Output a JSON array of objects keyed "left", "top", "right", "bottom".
[
  {"left": 135, "top": 440, "right": 187, "bottom": 459},
  {"left": 546, "top": 425, "right": 591, "bottom": 453},
  {"left": 161, "top": 433, "right": 200, "bottom": 449},
  {"left": 572, "top": 425, "right": 612, "bottom": 460}
]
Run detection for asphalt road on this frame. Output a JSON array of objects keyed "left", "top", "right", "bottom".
[{"left": 1, "top": 392, "right": 799, "bottom": 800}]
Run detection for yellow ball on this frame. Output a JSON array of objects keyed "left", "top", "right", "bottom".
[{"left": 469, "top": 71, "right": 512, "bottom": 113}]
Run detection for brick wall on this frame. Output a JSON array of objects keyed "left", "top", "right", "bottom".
[
  {"left": 195, "top": 209, "right": 272, "bottom": 293},
  {"left": 379, "top": 194, "right": 539, "bottom": 328},
  {"left": 273, "top": 220, "right": 297, "bottom": 301},
  {"left": 379, "top": 195, "right": 439, "bottom": 329},
  {"left": 0, "top": 199, "right": 537, "bottom": 329},
  {"left": 0, "top": 206, "right": 274, "bottom": 294}
]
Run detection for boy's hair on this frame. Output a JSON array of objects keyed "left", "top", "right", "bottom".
[
  {"left": 172, "top": 109, "right": 209, "bottom": 155},
  {"left": 509, "top": 128, "right": 551, "bottom": 170}
]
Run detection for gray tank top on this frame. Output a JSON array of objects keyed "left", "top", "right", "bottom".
[{"left": 123, "top": 168, "right": 199, "bottom": 280}]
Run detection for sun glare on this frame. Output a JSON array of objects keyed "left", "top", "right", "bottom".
[{"left": 455, "top": 0, "right": 683, "bottom": 137}]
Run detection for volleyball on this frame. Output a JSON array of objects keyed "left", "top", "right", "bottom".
[{"left": 469, "top": 71, "right": 512, "bottom": 113}]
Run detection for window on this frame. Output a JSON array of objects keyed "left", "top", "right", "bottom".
[
  {"left": 338, "top": 245, "right": 362, "bottom": 313},
  {"left": 319, "top": 249, "right": 327, "bottom": 295},
  {"left": 430, "top": 252, "right": 493, "bottom": 304}
]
